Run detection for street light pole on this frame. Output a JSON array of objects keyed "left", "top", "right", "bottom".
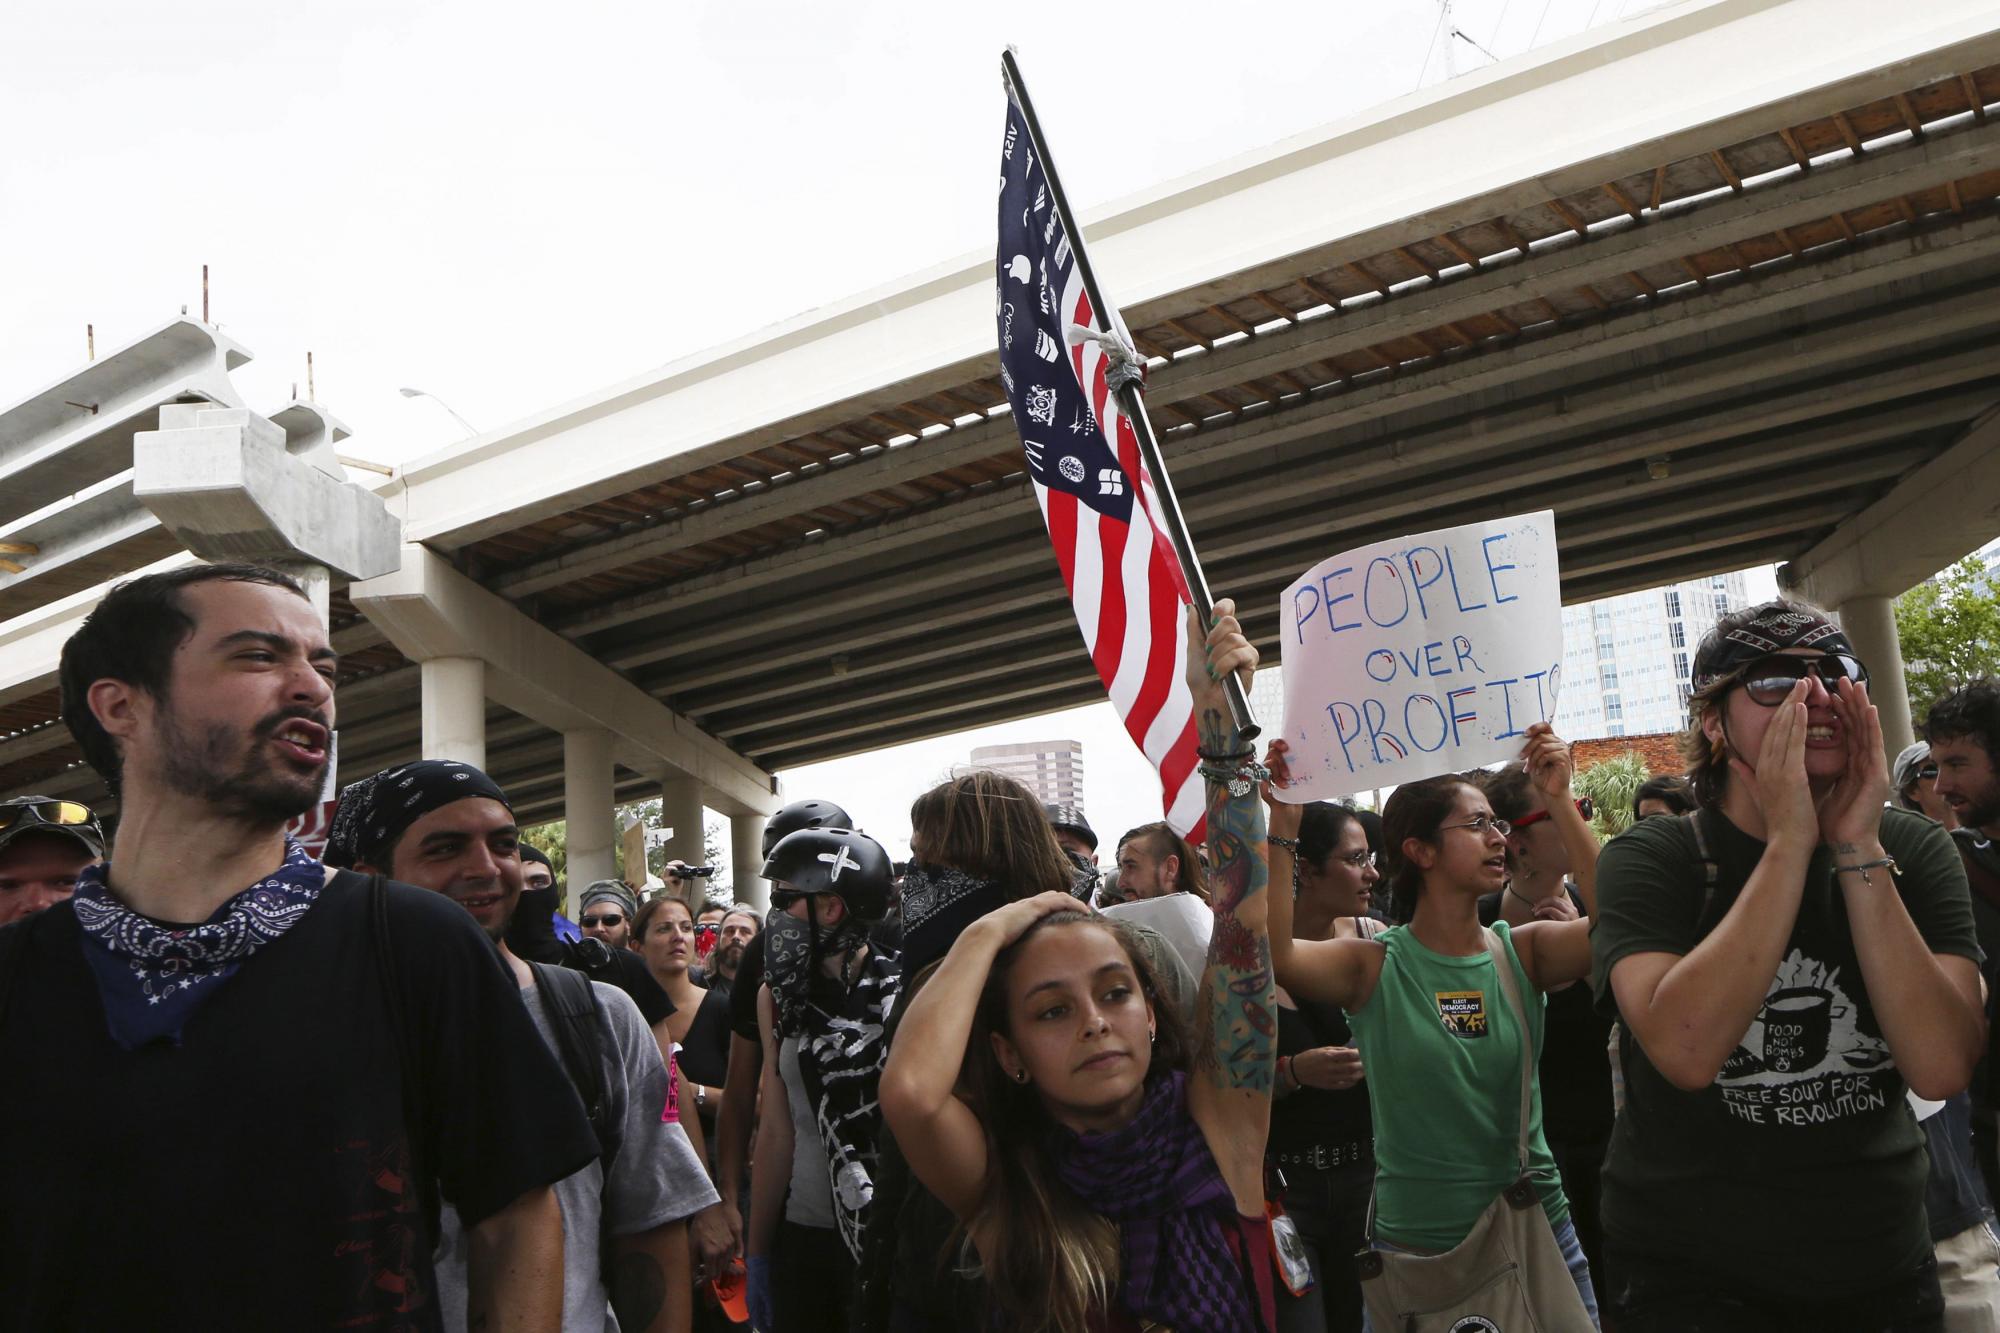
[{"left": 398, "top": 386, "right": 479, "bottom": 437}]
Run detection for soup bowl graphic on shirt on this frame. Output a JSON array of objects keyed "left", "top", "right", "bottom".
[{"left": 1713, "top": 950, "right": 1895, "bottom": 1128}]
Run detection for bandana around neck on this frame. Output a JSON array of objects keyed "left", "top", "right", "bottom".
[
  {"left": 73, "top": 838, "right": 326, "bottom": 1050},
  {"left": 1054, "top": 1071, "right": 1261, "bottom": 1333}
]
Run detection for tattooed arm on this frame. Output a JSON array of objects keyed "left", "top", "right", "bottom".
[
  {"left": 611, "top": 1222, "right": 689, "bottom": 1333},
  {"left": 1181, "top": 599, "right": 1277, "bottom": 1215}
]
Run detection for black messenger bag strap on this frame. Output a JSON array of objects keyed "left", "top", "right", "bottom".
[{"left": 526, "top": 959, "right": 615, "bottom": 1160}]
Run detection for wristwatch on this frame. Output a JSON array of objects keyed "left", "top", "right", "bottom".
[{"left": 695, "top": 1084, "right": 708, "bottom": 1110}]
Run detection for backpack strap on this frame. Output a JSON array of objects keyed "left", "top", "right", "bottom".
[
  {"left": 1955, "top": 836, "right": 2000, "bottom": 916},
  {"left": 1482, "top": 926, "right": 1538, "bottom": 1178},
  {"left": 1688, "top": 807, "right": 1723, "bottom": 931},
  {"left": 526, "top": 960, "right": 616, "bottom": 1163},
  {"left": 365, "top": 870, "right": 443, "bottom": 1249}
]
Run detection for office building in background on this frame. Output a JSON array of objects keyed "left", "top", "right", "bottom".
[
  {"left": 961, "top": 739, "right": 1086, "bottom": 808},
  {"left": 1555, "top": 572, "right": 1748, "bottom": 740}
]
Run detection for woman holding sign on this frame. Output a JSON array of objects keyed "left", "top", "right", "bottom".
[{"left": 1266, "top": 724, "right": 1599, "bottom": 1330}]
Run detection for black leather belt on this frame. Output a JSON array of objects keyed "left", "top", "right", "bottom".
[{"left": 1274, "top": 1141, "right": 1373, "bottom": 1171}]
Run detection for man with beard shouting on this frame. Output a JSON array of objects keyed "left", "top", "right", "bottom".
[{"left": 0, "top": 564, "right": 588, "bottom": 1330}]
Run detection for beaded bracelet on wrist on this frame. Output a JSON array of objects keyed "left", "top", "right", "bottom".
[{"left": 1197, "top": 757, "right": 1271, "bottom": 798}]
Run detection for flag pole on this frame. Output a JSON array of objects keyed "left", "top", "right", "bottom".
[{"left": 1000, "top": 48, "right": 1258, "bottom": 740}]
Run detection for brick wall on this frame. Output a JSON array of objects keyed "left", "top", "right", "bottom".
[{"left": 1573, "top": 731, "right": 1683, "bottom": 778}]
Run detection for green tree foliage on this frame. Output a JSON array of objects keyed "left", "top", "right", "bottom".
[
  {"left": 520, "top": 820, "right": 566, "bottom": 885},
  {"left": 1896, "top": 554, "right": 2000, "bottom": 724},
  {"left": 1574, "top": 750, "right": 1651, "bottom": 841}
]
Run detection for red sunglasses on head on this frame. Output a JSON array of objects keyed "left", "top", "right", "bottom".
[{"left": 1508, "top": 796, "right": 1594, "bottom": 831}]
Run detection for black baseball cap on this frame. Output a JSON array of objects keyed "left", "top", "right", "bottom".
[
  {"left": 1044, "top": 803, "right": 1097, "bottom": 851},
  {"left": 0, "top": 796, "right": 106, "bottom": 861}
]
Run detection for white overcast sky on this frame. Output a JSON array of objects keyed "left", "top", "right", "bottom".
[{"left": 4, "top": 0, "right": 1689, "bottom": 859}]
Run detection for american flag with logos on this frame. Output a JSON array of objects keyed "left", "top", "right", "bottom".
[{"left": 995, "top": 97, "right": 1205, "bottom": 839}]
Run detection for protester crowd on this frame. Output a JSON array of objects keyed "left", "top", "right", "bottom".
[{"left": 2, "top": 562, "right": 1999, "bottom": 1331}]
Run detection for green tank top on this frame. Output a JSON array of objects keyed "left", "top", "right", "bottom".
[{"left": 1346, "top": 919, "right": 1569, "bottom": 1251}]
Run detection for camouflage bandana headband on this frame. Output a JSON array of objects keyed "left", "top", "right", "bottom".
[{"left": 1691, "top": 606, "right": 1854, "bottom": 693}]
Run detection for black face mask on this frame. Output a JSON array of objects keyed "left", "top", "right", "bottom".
[
  {"left": 1060, "top": 847, "right": 1101, "bottom": 901},
  {"left": 504, "top": 885, "right": 566, "bottom": 965},
  {"left": 763, "top": 902, "right": 871, "bottom": 1036}
]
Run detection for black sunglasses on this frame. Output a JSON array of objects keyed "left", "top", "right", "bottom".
[
  {"left": 1916, "top": 765, "right": 1940, "bottom": 783},
  {"left": 1735, "top": 653, "right": 1868, "bottom": 706},
  {"left": 580, "top": 912, "right": 625, "bottom": 928}
]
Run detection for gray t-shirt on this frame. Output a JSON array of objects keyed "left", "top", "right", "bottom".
[
  {"left": 780, "top": 1033, "right": 837, "bottom": 1229},
  {"left": 436, "top": 978, "right": 720, "bottom": 1331}
]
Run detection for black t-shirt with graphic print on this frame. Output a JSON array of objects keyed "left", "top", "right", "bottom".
[
  {"left": 0, "top": 875, "right": 598, "bottom": 1331},
  {"left": 1591, "top": 805, "right": 1979, "bottom": 1299}
]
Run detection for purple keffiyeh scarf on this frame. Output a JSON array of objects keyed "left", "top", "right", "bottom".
[
  {"left": 1053, "top": 1070, "right": 1262, "bottom": 1333},
  {"left": 73, "top": 837, "right": 326, "bottom": 1050}
]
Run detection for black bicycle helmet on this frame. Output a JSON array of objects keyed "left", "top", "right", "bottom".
[
  {"left": 761, "top": 827, "right": 894, "bottom": 922},
  {"left": 761, "top": 798, "right": 856, "bottom": 858}
]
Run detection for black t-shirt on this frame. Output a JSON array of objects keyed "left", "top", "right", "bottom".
[
  {"left": 504, "top": 888, "right": 673, "bottom": 1027},
  {"left": 678, "top": 987, "right": 733, "bottom": 1091},
  {"left": 730, "top": 932, "right": 767, "bottom": 1042},
  {"left": 1478, "top": 888, "right": 1615, "bottom": 1143},
  {"left": 0, "top": 873, "right": 598, "bottom": 1331},
  {"left": 1591, "top": 806, "right": 1979, "bottom": 1297},
  {"left": 597, "top": 945, "right": 675, "bottom": 1027},
  {"left": 1269, "top": 996, "right": 1371, "bottom": 1157}
]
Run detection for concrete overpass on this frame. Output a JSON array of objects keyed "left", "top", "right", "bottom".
[{"left": 5, "top": 0, "right": 2000, "bottom": 896}]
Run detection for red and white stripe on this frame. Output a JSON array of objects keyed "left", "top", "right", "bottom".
[{"left": 1032, "top": 277, "right": 1205, "bottom": 840}]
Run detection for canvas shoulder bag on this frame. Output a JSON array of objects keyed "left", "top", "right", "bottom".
[{"left": 1356, "top": 926, "right": 1594, "bottom": 1332}]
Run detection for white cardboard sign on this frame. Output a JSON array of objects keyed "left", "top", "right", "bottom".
[{"left": 1275, "top": 511, "right": 1564, "bottom": 802}]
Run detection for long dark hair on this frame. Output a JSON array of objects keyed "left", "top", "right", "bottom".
[
  {"left": 1295, "top": 802, "right": 1362, "bottom": 873},
  {"left": 960, "top": 912, "right": 1194, "bottom": 1333},
  {"left": 1469, "top": 763, "right": 1535, "bottom": 876},
  {"left": 1380, "top": 774, "right": 1476, "bottom": 923}
]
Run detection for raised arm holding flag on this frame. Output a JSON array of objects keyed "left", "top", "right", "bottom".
[{"left": 995, "top": 49, "right": 1255, "bottom": 841}]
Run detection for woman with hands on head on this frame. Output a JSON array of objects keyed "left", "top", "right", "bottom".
[
  {"left": 1589, "top": 601, "right": 1984, "bottom": 1330},
  {"left": 878, "top": 598, "right": 1278, "bottom": 1333},
  {"left": 1264, "top": 721, "right": 1602, "bottom": 1325}
]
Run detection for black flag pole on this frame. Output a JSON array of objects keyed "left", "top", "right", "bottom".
[{"left": 1000, "top": 47, "right": 1258, "bottom": 741}]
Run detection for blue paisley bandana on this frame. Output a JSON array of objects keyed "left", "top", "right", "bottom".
[{"left": 73, "top": 838, "right": 326, "bottom": 1049}]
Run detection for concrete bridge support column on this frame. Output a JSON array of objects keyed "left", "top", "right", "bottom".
[
  {"left": 1837, "top": 594, "right": 1917, "bottom": 764},
  {"left": 658, "top": 776, "right": 707, "bottom": 871},
  {"left": 731, "top": 812, "right": 769, "bottom": 912},
  {"left": 565, "top": 728, "right": 616, "bottom": 891},
  {"left": 420, "top": 656, "right": 487, "bottom": 768},
  {"left": 657, "top": 775, "right": 709, "bottom": 911}
]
